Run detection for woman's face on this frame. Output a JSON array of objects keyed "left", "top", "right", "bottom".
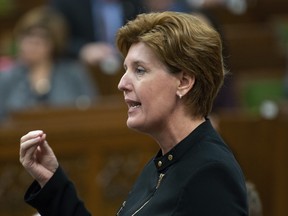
[
  {"left": 18, "top": 30, "right": 53, "bottom": 65},
  {"left": 118, "top": 42, "right": 180, "bottom": 134}
]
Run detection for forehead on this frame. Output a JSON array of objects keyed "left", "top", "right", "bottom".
[
  {"left": 124, "top": 42, "right": 160, "bottom": 66},
  {"left": 22, "top": 27, "right": 49, "bottom": 37}
]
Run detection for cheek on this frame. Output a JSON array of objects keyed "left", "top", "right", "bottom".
[
  {"left": 137, "top": 73, "right": 178, "bottom": 111},
  {"left": 143, "top": 83, "right": 176, "bottom": 113}
]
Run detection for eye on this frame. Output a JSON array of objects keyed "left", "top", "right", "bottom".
[
  {"left": 135, "top": 66, "right": 145, "bottom": 75},
  {"left": 123, "top": 64, "right": 127, "bottom": 71}
]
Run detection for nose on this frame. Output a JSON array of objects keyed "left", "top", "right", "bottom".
[{"left": 118, "top": 71, "right": 130, "bottom": 92}]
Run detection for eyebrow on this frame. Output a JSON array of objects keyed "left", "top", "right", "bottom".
[{"left": 123, "top": 60, "right": 148, "bottom": 69}]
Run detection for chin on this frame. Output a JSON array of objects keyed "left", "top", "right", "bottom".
[
  {"left": 126, "top": 119, "right": 146, "bottom": 133},
  {"left": 127, "top": 120, "right": 139, "bottom": 130}
]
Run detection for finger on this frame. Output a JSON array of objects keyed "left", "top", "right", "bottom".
[
  {"left": 21, "top": 133, "right": 47, "bottom": 158},
  {"left": 20, "top": 136, "right": 42, "bottom": 160},
  {"left": 20, "top": 130, "right": 44, "bottom": 144},
  {"left": 38, "top": 139, "right": 54, "bottom": 156},
  {"left": 20, "top": 146, "right": 38, "bottom": 168},
  {"left": 41, "top": 133, "right": 47, "bottom": 141},
  {"left": 20, "top": 131, "right": 45, "bottom": 158},
  {"left": 20, "top": 130, "right": 44, "bottom": 143},
  {"left": 36, "top": 133, "right": 55, "bottom": 158}
]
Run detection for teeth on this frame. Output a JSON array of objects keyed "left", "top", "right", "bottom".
[
  {"left": 128, "top": 102, "right": 141, "bottom": 108},
  {"left": 126, "top": 99, "right": 141, "bottom": 108},
  {"left": 130, "top": 104, "right": 140, "bottom": 108}
]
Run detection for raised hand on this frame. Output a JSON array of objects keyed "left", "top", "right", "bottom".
[{"left": 20, "top": 130, "right": 59, "bottom": 187}]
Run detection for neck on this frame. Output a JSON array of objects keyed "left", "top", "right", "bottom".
[
  {"left": 153, "top": 116, "right": 205, "bottom": 155},
  {"left": 28, "top": 58, "right": 52, "bottom": 71},
  {"left": 28, "top": 60, "right": 53, "bottom": 95}
]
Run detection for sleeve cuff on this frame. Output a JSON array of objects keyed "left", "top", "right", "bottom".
[{"left": 24, "top": 166, "right": 68, "bottom": 208}]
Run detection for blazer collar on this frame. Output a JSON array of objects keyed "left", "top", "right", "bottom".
[{"left": 153, "top": 119, "right": 215, "bottom": 172}]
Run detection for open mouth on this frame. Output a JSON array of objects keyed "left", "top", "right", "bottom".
[{"left": 126, "top": 99, "right": 141, "bottom": 109}]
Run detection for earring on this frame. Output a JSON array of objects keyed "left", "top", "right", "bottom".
[{"left": 177, "top": 94, "right": 182, "bottom": 99}]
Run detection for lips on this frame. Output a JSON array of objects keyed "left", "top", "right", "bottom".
[{"left": 125, "top": 99, "right": 141, "bottom": 109}]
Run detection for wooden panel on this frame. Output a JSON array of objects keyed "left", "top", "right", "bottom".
[
  {"left": 256, "top": 0, "right": 288, "bottom": 18},
  {"left": 223, "top": 23, "right": 285, "bottom": 71},
  {"left": 218, "top": 113, "right": 288, "bottom": 216},
  {"left": 273, "top": 120, "right": 288, "bottom": 216}
]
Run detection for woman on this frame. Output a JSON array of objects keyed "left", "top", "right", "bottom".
[
  {"left": 0, "top": 6, "right": 97, "bottom": 122},
  {"left": 20, "top": 11, "right": 248, "bottom": 215}
]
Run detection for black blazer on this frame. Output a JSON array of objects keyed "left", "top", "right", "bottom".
[
  {"left": 25, "top": 120, "right": 248, "bottom": 215},
  {"left": 117, "top": 120, "right": 248, "bottom": 215},
  {"left": 49, "top": 0, "right": 144, "bottom": 58}
]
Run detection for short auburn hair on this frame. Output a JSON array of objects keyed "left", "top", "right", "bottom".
[{"left": 116, "top": 11, "right": 225, "bottom": 117}]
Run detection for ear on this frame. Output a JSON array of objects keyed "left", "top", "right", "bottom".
[{"left": 176, "top": 71, "right": 195, "bottom": 98}]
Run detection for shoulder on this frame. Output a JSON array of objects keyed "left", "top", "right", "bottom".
[
  {"left": 187, "top": 138, "right": 244, "bottom": 182},
  {"left": 173, "top": 161, "right": 247, "bottom": 215},
  {"left": 186, "top": 160, "right": 244, "bottom": 187},
  {"left": 171, "top": 148, "right": 248, "bottom": 215},
  {"left": 190, "top": 121, "right": 238, "bottom": 164},
  {"left": 171, "top": 129, "right": 248, "bottom": 214},
  {"left": 177, "top": 127, "right": 246, "bottom": 190},
  {"left": 0, "top": 65, "right": 25, "bottom": 86}
]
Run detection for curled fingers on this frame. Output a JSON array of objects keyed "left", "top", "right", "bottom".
[{"left": 19, "top": 130, "right": 45, "bottom": 165}]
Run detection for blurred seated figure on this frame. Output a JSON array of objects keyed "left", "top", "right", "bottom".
[
  {"left": 0, "top": 6, "right": 98, "bottom": 123},
  {"left": 187, "top": 0, "right": 248, "bottom": 15},
  {"left": 145, "top": 0, "right": 246, "bottom": 15},
  {"left": 246, "top": 181, "right": 263, "bottom": 216},
  {"left": 49, "top": 0, "right": 144, "bottom": 73}
]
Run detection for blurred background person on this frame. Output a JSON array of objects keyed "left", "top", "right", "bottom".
[
  {"left": 246, "top": 181, "right": 263, "bottom": 216},
  {"left": 0, "top": 6, "right": 98, "bottom": 123},
  {"left": 187, "top": 0, "right": 248, "bottom": 15},
  {"left": 49, "top": 0, "right": 144, "bottom": 74}
]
